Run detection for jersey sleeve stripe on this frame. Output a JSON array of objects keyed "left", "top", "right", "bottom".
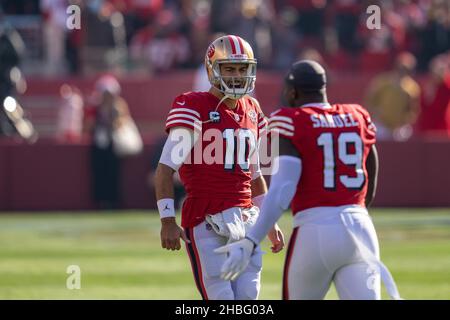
[
  {"left": 169, "top": 107, "right": 201, "bottom": 119},
  {"left": 269, "top": 121, "right": 295, "bottom": 131},
  {"left": 166, "top": 119, "right": 202, "bottom": 131},
  {"left": 270, "top": 127, "right": 294, "bottom": 137},
  {"left": 167, "top": 113, "right": 201, "bottom": 123},
  {"left": 270, "top": 115, "right": 293, "bottom": 124}
]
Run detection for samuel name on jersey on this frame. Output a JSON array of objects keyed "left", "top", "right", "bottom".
[{"left": 310, "top": 112, "right": 359, "bottom": 128}]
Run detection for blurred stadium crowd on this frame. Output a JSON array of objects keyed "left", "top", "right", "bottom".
[
  {"left": 0, "top": 0, "right": 448, "bottom": 74},
  {"left": 0, "top": 0, "right": 448, "bottom": 139}
]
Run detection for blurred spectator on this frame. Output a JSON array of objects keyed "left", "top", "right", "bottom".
[
  {"left": 238, "top": 0, "right": 275, "bottom": 67},
  {"left": 271, "top": 5, "right": 299, "bottom": 70},
  {"left": 108, "top": 0, "right": 164, "bottom": 44},
  {"left": 66, "top": 25, "right": 83, "bottom": 75},
  {"left": 40, "top": 0, "right": 68, "bottom": 76},
  {"left": 1, "top": 0, "right": 448, "bottom": 80},
  {"left": 129, "top": 9, "right": 190, "bottom": 74},
  {"left": 416, "top": 52, "right": 450, "bottom": 138},
  {"left": 209, "top": 0, "right": 237, "bottom": 34},
  {"left": 181, "top": 0, "right": 210, "bottom": 67},
  {"left": 56, "top": 84, "right": 84, "bottom": 143},
  {"left": 365, "top": 52, "right": 421, "bottom": 141},
  {"left": 210, "top": 0, "right": 275, "bottom": 68},
  {"left": 83, "top": 1, "right": 128, "bottom": 74},
  {"left": 417, "top": 0, "right": 450, "bottom": 72},
  {"left": 65, "top": 0, "right": 84, "bottom": 75},
  {"left": 1, "top": 0, "right": 40, "bottom": 15},
  {"left": 332, "top": 0, "right": 362, "bottom": 53},
  {"left": 286, "top": 0, "right": 327, "bottom": 50},
  {"left": 0, "top": 8, "right": 26, "bottom": 136},
  {"left": 356, "top": 1, "right": 399, "bottom": 72},
  {"left": 84, "top": 75, "right": 132, "bottom": 209}
]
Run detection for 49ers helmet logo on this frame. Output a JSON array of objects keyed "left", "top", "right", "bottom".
[{"left": 207, "top": 44, "right": 215, "bottom": 59}]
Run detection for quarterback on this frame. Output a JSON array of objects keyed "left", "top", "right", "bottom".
[
  {"left": 217, "top": 60, "right": 402, "bottom": 300},
  {"left": 154, "top": 35, "right": 284, "bottom": 300}
]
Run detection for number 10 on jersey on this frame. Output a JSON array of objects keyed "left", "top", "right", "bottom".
[{"left": 223, "top": 128, "right": 257, "bottom": 171}]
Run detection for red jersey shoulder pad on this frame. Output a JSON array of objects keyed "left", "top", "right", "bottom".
[
  {"left": 166, "top": 92, "right": 204, "bottom": 133},
  {"left": 246, "top": 96, "right": 263, "bottom": 114},
  {"left": 344, "top": 103, "right": 376, "bottom": 131},
  {"left": 338, "top": 103, "right": 370, "bottom": 118},
  {"left": 335, "top": 103, "right": 377, "bottom": 138}
]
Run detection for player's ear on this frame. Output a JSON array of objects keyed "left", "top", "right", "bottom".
[
  {"left": 287, "top": 88, "right": 297, "bottom": 107},
  {"left": 281, "top": 84, "right": 296, "bottom": 107}
]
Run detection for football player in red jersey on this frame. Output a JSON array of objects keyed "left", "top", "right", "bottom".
[
  {"left": 154, "top": 35, "right": 285, "bottom": 300},
  {"left": 216, "top": 60, "right": 402, "bottom": 300}
]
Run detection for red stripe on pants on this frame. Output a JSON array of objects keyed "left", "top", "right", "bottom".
[
  {"left": 188, "top": 228, "right": 209, "bottom": 300},
  {"left": 282, "top": 227, "right": 299, "bottom": 300}
]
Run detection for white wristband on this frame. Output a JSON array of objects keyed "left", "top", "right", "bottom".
[
  {"left": 252, "top": 193, "right": 266, "bottom": 209},
  {"left": 157, "top": 198, "right": 176, "bottom": 219}
]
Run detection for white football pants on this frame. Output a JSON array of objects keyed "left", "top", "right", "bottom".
[
  {"left": 283, "top": 205, "right": 383, "bottom": 300},
  {"left": 184, "top": 212, "right": 262, "bottom": 300}
]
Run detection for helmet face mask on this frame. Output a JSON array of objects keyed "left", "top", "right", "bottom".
[
  {"left": 205, "top": 36, "right": 257, "bottom": 100},
  {"left": 212, "top": 60, "right": 256, "bottom": 99}
]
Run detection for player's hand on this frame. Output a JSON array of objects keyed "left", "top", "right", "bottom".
[
  {"left": 160, "top": 217, "right": 190, "bottom": 251},
  {"left": 214, "top": 238, "right": 256, "bottom": 281},
  {"left": 267, "top": 223, "right": 285, "bottom": 253}
]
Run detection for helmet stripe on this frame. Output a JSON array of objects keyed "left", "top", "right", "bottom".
[
  {"left": 227, "top": 35, "right": 237, "bottom": 54},
  {"left": 236, "top": 36, "right": 245, "bottom": 55},
  {"left": 231, "top": 36, "right": 241, "bottom": 55}
]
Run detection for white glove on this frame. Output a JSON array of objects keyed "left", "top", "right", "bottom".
[{"left": 214, "top": 238, "right": 256, "bottom": 281}]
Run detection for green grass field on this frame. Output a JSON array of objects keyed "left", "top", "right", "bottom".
[{"left": 0, "top": 209, "right": 449, "bottom": 300}]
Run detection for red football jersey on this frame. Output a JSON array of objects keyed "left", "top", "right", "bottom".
[
  {"left": 269, "top": 103, "right": 376, "bottom": 215},
  {"left": 165, "top": 92, "right": 268, "bottom": 228}
]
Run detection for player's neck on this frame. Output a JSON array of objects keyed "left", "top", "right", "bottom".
[
  {"left": 295, "top": 96, "right": 328, "bottom": 107},
  {"left": 223, "top": 98, "right": 238, "bottom": 109},
  {"left": 209, "top": 88, "right": 238, "bottom": 110}
]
